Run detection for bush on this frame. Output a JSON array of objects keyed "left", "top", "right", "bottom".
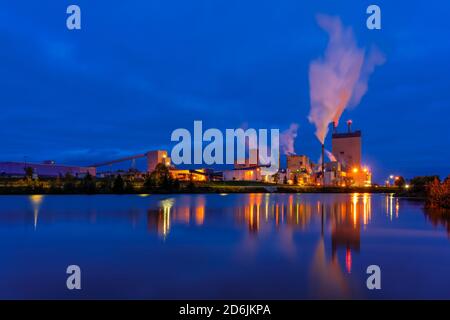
[
  {"left": 426, "top": 176, "right": 450, "bottom": 209},
  {"left": 394, "top": 176, "right": 406, "bottom": 187},
  {"left": 144, "top": 163, "right": 180, "bottom": 191},
  {"left": 80, "top": 173, "right": 96, "bottom": 194},
  {"left": 63, "top": 173, "right": 77, "bottom": 192},
  {"left": 411, "top": 175, "right": 440, "bottom": 193},
  {"left": 112, "top": 175, "right": 125, "bottom": 193}
]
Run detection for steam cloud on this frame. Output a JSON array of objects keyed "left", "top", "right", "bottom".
[
  {"left": 325, "top": 149, "right": 336, "bottom": 162},
  {"left": 318, "top": 149, "right": 337, "bottom": 164},
  {"left": 280, "top": 123, "right": 299, "bottom": 155},
  {"left": 308, "top": 14, "right": 385, "bottom": 144}
]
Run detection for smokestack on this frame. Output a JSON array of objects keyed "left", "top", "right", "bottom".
[
  {"left": 347, "top": 120, "right": 353, "bottom": 133},
  {"left": 321, "top": 143, "right": 325, "bottom": 180},
  {"left": 333, "top": 121, "right": 337, "bottom": 134}
]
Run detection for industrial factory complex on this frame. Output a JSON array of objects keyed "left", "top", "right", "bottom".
[{"left": 0, "top": 121, "right": 371, "bottom": 187}]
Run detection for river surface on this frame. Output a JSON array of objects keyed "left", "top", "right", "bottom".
[{"left": 0, "top": 193, "right": 449, "bottom": 299}]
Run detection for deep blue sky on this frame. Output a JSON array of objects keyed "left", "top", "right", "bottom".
[{"left": 1, "top": 1, "right": 449, "bottom": 182}]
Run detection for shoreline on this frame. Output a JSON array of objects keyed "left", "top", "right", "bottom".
[{"left": 0, "top": 184, "right": 416, "bottom": 196}]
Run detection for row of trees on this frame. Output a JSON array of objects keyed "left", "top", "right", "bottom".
[
  {"left": 395, "top": 175, "right": 450, "bottom": 209},
  {"left": 44, "top": 173, "right": 134, "bottom": 194},
  {"left": 60, "top": 164, "right": 183, "bottom": 193},
  {"left": 17, "top": 163, "right": 182, "bottom": 194}
]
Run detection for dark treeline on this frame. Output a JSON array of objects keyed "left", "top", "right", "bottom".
[
  {"left": 394, "top": 175, "right": 450, "bottom": 209},
  {"left": 0, "top": 163, "right": 184, "bottom": 195}
]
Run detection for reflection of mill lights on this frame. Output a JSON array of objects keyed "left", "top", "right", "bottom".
[
  {"left": 395, "top": 198, "right": 399, "bottom": 218},
  {"left": 159, "top": 198, "right": 174, "bottom": 237},
  {"left": 288, "top": 194, "right": 294, "bottom": 217},
  {"left": 195, "top": 196, "right": 206, "bottom": 225},
  {"left": 29, "top": 195, "right": 44, "bottom": 230},
  {"left": 389, "top": 194, "right": 394, "bottom": 221},
  {"left": 30, "top": 194, "right": 44, "bottom": 206},
  {"left": 385, "top": 195, "right": 389, "bottom": 215},
  {"left": 264, "top": 193, "right": 270, "bottom": 221},
  {"left": 138, "top": 194, "right": 150, "bottom": 197},
  {"left": 345, "top": 248, "right": 352, "bottom": 274},
  {"left": 363, "top": 193, "right": 368, "bottom": 226},
  {"left": 195, "top": 206, "right": 205, "bottom": 225},
  {"left": 352, "top": 193, "right": 358, "bottom": 228}
]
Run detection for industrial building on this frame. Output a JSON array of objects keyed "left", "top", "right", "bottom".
[
  {"left": 332, "top": 120, "right": 362, "bottom": 169},
  {"left": 323, "top": 161, "right": 346, "bottom": 186},
  {"left": 0, "top": 151, "right": 172, "bottom": 180},
  {"left": 222, "top": 148, "right": 272, "bottom": 182},
  {"left": 91, "top": 150, "right": 170, "bottom": 174},
  {"left": 91, "top": 150, "right": 216, "bottom": 182},
  {"left": 147, "top": 150, "right": 171, "bottom": 172},
  {"left": 0, "top": 161, "right": 96, "bottom": 178},
  {"left": 286, "top": 155, "right": 313, "bottom": 185},
  {"left": 279, "top": 120, "right": 371, "bottom": 187},
  {"left": 329, "top": 120, "right": 371, "bottom": 187},
  {"left": 0, "top": 121, "right": 372, "bottom": 186},
  {"left": 222, "top": 166, "right": 263, "bottom": 181},
  {"left": 170, "top": 169, "right": 218, "bottom": 182},
  {"left": 220, "top": 120, "right": 372, "bottom": 186}
]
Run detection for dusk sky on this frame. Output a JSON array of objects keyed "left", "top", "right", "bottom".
[{"left": 1, "top": 1, "right": 449, "bottom": 182}]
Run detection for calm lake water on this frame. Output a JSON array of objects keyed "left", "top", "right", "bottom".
[{"left": 0, "top": 193, "right": 449, "bottom": 299}]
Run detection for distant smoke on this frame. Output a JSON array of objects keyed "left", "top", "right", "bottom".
[
  {"left": 280, "top": 123, "right": 299, "bottom": 155},
  {"left": 318, "top": 149, "right": 337, "bottom": 164},
  {"left": 308, "top": 14, "right": 385, "bottom": 144},
  {"left": 325, "top": 150, "right": 336, "bottom": 162},
  {"left": 349, "top": 46, "right": 386, "bottom": 107}
]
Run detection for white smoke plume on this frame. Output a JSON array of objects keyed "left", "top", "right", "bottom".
[
  {"left": 308, "top": 14, "right": 385, "bottom": 144},
  {"left": 325, "top": 150, "right": 336, "bottom": 162},
  {"left": 280, "top": 123, "right": 299, "bottom": 155},
  {"left": 318, "top": 149, "right": 337, "bottom": 164}
]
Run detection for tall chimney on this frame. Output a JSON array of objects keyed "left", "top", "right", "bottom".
[
  {"left": 332, "top": 121, "right": 337, "bottom": 134},
  {"left": 321, "top": 143, "right": 325, "bottom": 183},
  {"left": 347, "top": 120, "right": 353, "bottom": 133}
]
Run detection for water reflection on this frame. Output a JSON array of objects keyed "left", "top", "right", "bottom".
[
  {"left": 1, "top": 193, "right": 450, "bottom": 299},
  {"left": 142, "top": 193, "right": 398, "bottom": 298},
  {"left": 234, "top": 194, "right": 315, "bottom": 232},
  {"left": 385, "top": 193, "right": 401, "bottom": 220},
  {"left": 424, "top": 207, "right": 450, "bottom": 235},
  {"left": 146, "top": 196, "right": 206, "bottom": 238},
  {"left": 310, "top": 237, "right": 350, "bottom": 298},
  {"left": 145, "top": 193, "right": 373, "bottom": 277},
  {"left": 28, "top": 194, "right": 44, "bottom": 230},
  {"left": 8, "top": 193, "right": 450, "bottom": 243}
]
